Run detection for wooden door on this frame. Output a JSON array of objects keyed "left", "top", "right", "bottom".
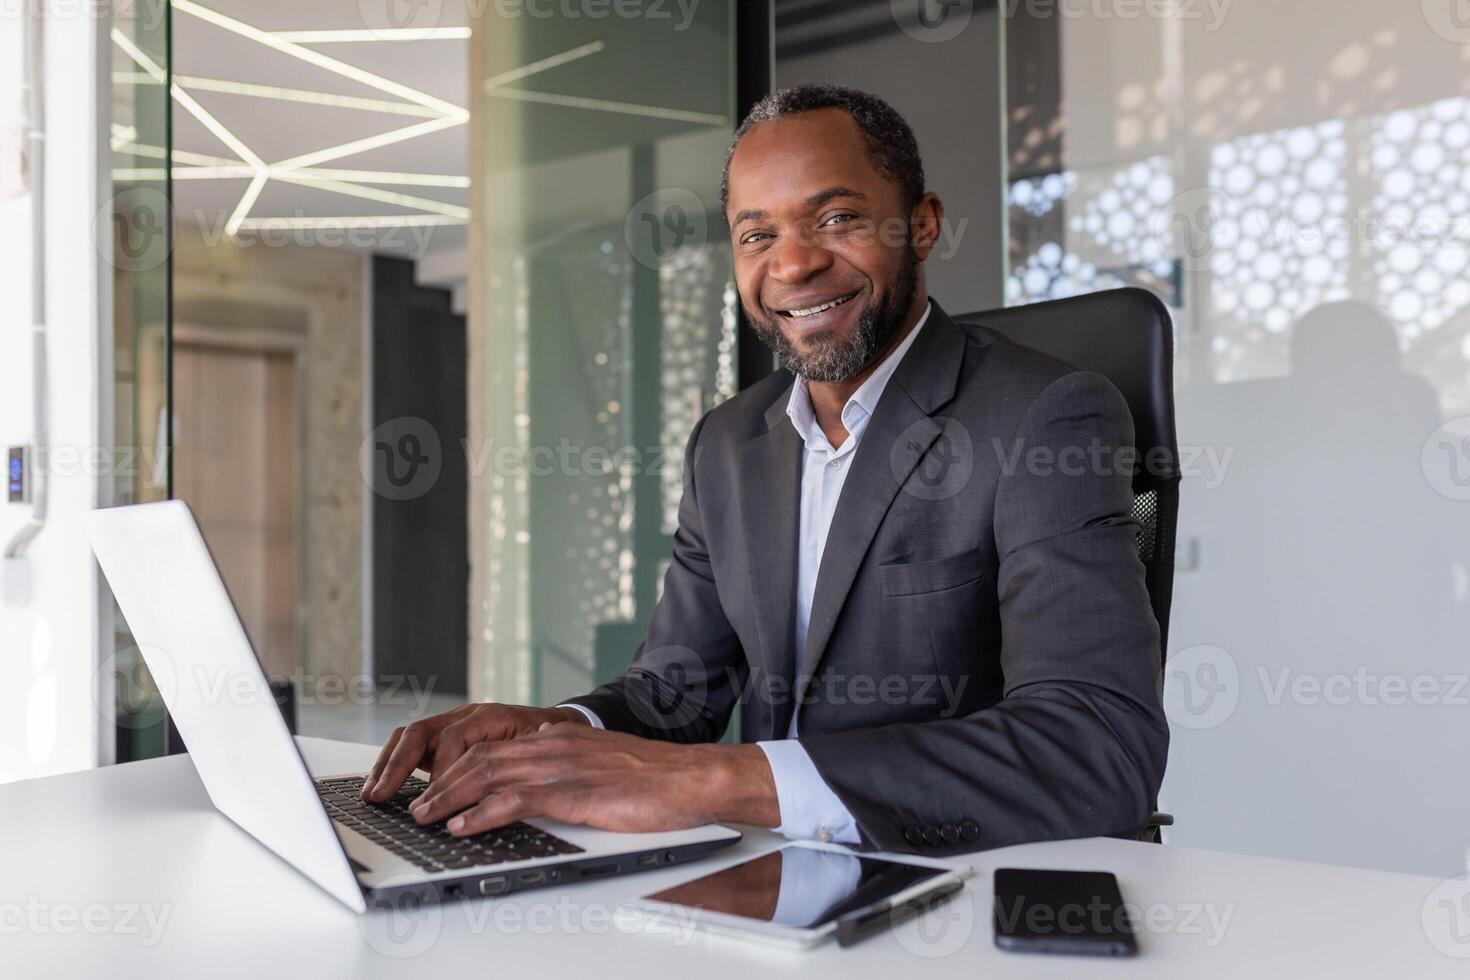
[{"left": 173, "top": 336, "right": 300, "bottom": 678}]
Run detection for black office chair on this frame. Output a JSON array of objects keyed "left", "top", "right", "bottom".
[{"left": 957, "top": 287, "right": 1179, "bottom": 843}]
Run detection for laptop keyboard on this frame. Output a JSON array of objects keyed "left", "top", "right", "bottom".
[{"left": 316, "top": 775, "right": 585, "bottom": 873}]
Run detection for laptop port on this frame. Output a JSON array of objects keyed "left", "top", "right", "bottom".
[
  {"left": 579, "top": 863, "right": 619, "bottom": 879},
  {"left": 478, "top": 875, "right": 510, "bottom": 896},
  {"left": 518, "top": 870, "right": 546, "bottom": 885},
  {"left": 637, "top": 854, "right": 658, "bottom": 868}
]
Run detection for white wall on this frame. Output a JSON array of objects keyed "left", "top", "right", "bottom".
[
  {"left": 1046, "top": 2, "right": 1470, "bottom": 876},
  {"left": 0, "top": 5, "right": 105, "bottom": 782}
]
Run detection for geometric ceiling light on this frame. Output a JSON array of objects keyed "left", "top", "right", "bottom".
[
  {"left": 170, "top": 76, "right": 449, "bottom": 119},
  {"left": 114, "top": 0, "right": 479, "bottom": 236},
  {"left": 480, "top": 40, "right": 728, "bottom": 127},
  {"left": 269, "top": 28, "right": 474, "bottom": 44},
  {"left": 481, "top": 85, "right": 728, "bottom": 127},
  {"left": 112, "top": 26, "right": 272, "bottom": 235},
  {"left": 481, "top": 41, "right": 605, "bottom": 90},
  {"left": 112, "top": 3, "right": 630, "bottom": 238},
  {"left": 172, "top": 0, "right": 467, "bottom": 119}
]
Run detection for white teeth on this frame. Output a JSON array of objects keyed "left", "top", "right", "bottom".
[{"left": 787, "top": 294, "right": 853, "bottom": 318}]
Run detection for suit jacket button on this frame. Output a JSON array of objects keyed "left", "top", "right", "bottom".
[
  {"left": 940, "top": 823, "right": 960, "bottom": 845},
  {"left": 921, "top": 825, "right": 942, "bottom": 846},
  {"left": 903, "top": 826, "right": 923, "bottom": 846},
  {"left": 959, "top": 819, "right": 980, "bottom": 841}
]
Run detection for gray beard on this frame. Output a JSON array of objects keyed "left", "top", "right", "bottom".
[{"left": 747, "top": 249, "right": 919, "bottom": 384}]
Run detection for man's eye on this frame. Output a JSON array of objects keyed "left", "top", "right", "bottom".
[
  {"left": 742, "top": 232, "right": 772, "bottom": 245},
  {"left": 823, "top": 213, "right": 855, "bottom": 227}
]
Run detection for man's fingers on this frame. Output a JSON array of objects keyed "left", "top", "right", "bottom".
[
  {"left": 412, "top": 742, "right": 542, "bottom": 819},
  {"left": 412, "top": 741, "right": 502, "bottom": 820},
  {"left": 423, "top": 707, "right": 558, "bottom": 789},
  {"left": 427, "top": 721, "right": 473, "bottom": 783},
  {"left": 361, "top": 727, "right": 404, "bottom": 800},
  {"left": 415, "top": 739, "right": 496, "bottom": 811},
  {"left": 409, "top": 762, "right": 498, "bottom": 825},
  {"left": 448, "top": 788, "right": 548, "bottom": 837},
  {"left": 365, "top": 726, "right": 429, "bottom": 802}
]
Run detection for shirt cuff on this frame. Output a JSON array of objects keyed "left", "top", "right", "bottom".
[
  {"left": 756, "top": 740, "right": 861, "bottom": 845},
  {"left": 556, "top": 704, "right": 605, "bottom": 730}
]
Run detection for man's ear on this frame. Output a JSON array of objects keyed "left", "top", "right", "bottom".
[{"left": 910, "top": 192, "right": 945, "bottom": 261}]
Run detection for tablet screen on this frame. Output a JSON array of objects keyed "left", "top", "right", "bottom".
[{"left": 644, "top": 845, "right": 946, "bottom": 930}]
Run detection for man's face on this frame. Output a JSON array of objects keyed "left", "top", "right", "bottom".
[{"left": 725, "top": 109, "right": 927, "bottom": 383}]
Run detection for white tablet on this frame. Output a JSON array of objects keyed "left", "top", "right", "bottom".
[{"left": 621, "top": 841, "right": 972, "bottom": 949}]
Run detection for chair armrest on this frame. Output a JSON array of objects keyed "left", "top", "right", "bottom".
[{"left": 1139, "top": 810, "right": 1174, "bottom": 843}]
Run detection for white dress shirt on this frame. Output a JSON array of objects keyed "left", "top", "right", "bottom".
[{"left": 566, "top": 302, "right": 932, "bottom": 846}]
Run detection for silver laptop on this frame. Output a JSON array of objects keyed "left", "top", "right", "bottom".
[{"left": 82, "top": 500, "right": 741, "bottom": 913}]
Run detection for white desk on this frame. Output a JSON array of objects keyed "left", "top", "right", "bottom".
[{"left": 4, "top": 737, "right": 1462, "bottom": 977}]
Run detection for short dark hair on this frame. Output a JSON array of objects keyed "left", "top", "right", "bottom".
[{"left": 720, "top": 84, "right": 926, "bottom": 218}]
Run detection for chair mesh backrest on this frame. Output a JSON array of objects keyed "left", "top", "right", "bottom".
[
  {"left": 1132, "top": 481, "right": 1178, "bottom": 650},
  {"left": 1132, "top": 489, "right": 1159, "bottom": 562}
]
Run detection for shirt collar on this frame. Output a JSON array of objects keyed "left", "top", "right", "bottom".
[{"left": 785, "top": 300, "right": 932, "bottom": 450}]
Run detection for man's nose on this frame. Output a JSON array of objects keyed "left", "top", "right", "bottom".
[{"left": 768, "top": 234, "right": 834, "bottom": 283}]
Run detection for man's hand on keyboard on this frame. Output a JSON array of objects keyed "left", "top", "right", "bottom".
[
  {"left": 401, "top": 722, "right": 779, "bottom": 836},
  {"left": 361, "top": 703, "right": 591, "bottom": 803}
]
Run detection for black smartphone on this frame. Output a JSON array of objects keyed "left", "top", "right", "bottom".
[{"left": 992, "top": 868, "right": 1138, "bottom": 956}]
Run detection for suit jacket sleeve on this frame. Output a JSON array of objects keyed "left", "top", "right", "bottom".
[
  {"left": 797, "top": 370, "right": 1170, "bottom": 853},
  {"left": 561, "top": 412, "right": 747, "bottom": 742}
]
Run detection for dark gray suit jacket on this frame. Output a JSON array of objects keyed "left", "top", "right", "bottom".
[{"left": 567, "top": 301, "right": 1168, "bottom": 855}]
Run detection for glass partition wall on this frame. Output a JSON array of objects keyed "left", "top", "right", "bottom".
[
  {"left": 1001, "top": 2, "right": 1470, "bottom": 877},
  {"left": 470, "top": 5, "right": 739, "bottom": 707},
  {"left": 106, "top": 0, "right": 172, "bottom": 761},
  {"left": 100, "top": 0, "right": 743, "bottom": 757}
]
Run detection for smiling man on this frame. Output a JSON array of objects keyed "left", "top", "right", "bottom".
[{"left": 363, "top": 85, "right": 1168, "bottom": 855}]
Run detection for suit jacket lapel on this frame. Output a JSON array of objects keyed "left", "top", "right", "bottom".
[
  {"left": 735, "top": 385, "right": 803, "bottom": 738},
  {"left": 796, "top": 303, "right": 969, "bottom": 687}
]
